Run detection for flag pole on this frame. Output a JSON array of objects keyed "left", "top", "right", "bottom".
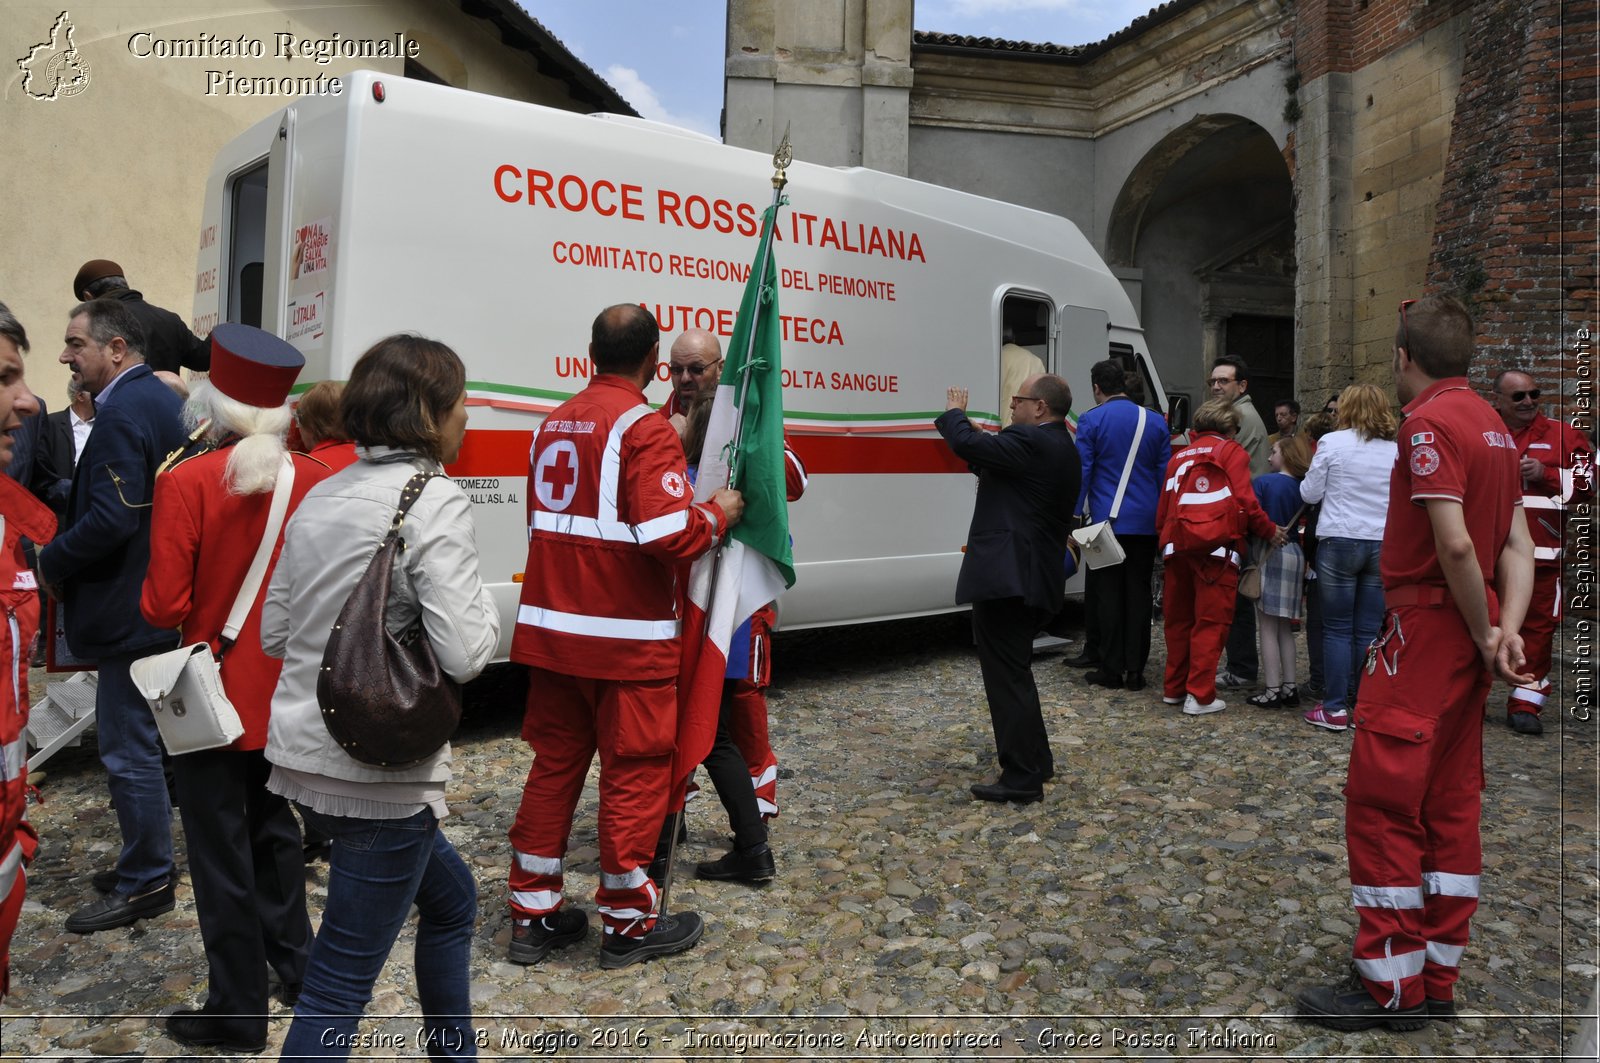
[
  {"left": 723, "top": 126, "right": 791, "bottom": 490},
  {"left": 657, "top": 128, "right": 792, "bottom": 920}
]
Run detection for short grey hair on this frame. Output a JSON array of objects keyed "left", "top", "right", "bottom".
[
  {"left": 0, "top": 301, "right": 29, "bottom": 354},
  {"left": 70, "top": 298, "right": 146, "bottom": 358}
]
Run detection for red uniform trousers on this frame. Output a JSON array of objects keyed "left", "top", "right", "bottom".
[
  {"left": 727, "top": 604, "right": 778, "bottom": 819},
  {"left": 508, "top": 669, "right": 676, "bottom": 937},
  {"left": 1161, "top": 549, "right": 1239, "bottom": 704},
  {"left": 1505, "top": 564, "right": 1560, "bottom": 720},
  {"left": 1345, "top": 603, "right": 1488, "bottom": 1010},
  {"left": 0, "top": 822, "right": 37, "bottom": 998}
]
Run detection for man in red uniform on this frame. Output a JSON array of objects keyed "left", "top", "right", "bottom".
[
  {"left": 1490, "top": 368, "right": 1593, "bottom": 735},
  {"left": 1297, "top": 294, "right": 1534, "bottom": 1030},
  {"left": 506, "top": 305, "right": 743, "bottom": 969},
  {"left": 0, "top": 303, "right": 49, "bottom": 998}
]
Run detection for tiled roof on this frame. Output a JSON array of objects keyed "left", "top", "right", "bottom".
[
  {"left": 913, "top": 0, "right": 1207, "bottom": 61},
  {"left": 451, "top": 0, "right": 639, "bottom": 115}
]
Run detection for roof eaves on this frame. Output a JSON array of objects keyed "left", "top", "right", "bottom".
[
  {"left": 454, "top": 0, "right": 641, "bottom": 115},
  {"left": 913, "top": 0, "right": 1211, "bottom": 64}
]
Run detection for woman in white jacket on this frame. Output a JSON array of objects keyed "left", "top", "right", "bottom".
[
  {"left": 263, "top": 335, "right": 499, "bottom": 1061},
  {"left": 1297, "top": 383, "right": 1398, "bottom": 731}
]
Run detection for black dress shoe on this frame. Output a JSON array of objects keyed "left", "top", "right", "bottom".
[
  {"left": 1083, "top": 669, "right": 1123, "bottom": 689},
  {"left": 166, "top": 1009, "right": 267, "bottom": 1054},
  {"left": 1123, "top": 672, "right": 1146, "bottom": 691},
  {"left": 970, "top": 781, "right": 1043, "bottom": 804},
  {"left": 695, "top": 843, "right": 776, "bottom": 884},
  {"left": 65, "top": 881, "right": 175, "bottom": 934},
  {"left": 1509, "top": 711, "right": 1543, "bottom": 735},
  {"left": 1061, "top": 652, "right": 1100, "bottom": 669}
]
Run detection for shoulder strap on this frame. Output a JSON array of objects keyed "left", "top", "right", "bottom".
[
  {"left": 387, "top": 471, "right": 440, "bottom": 541},
  {"left": 1109, "top": 405, "right": 1148, "bottom": 521},
  {"left": 221, "top": 455, "right": 296, "bottom": 643}
]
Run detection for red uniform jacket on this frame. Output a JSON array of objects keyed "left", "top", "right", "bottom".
[
  {"left": 140, "top": 448, "right": 334, "bottom": 749},
  {"left": 513, "top": 376, "right": 727, "bottom": 680},
  {"left": 1, "top": 474, "right": 53, "bottom": 996},
  {"left": 307, "top": 439, "right": 359, "bottom": 473},
  {"left": 1155, "top": 432, "right": 1277, "bottom": 548},
  {"left": 1512, "top": 411, "right": 1594, "bottom": 565}
]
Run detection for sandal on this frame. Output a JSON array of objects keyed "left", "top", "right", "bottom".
[
  {"left": 1247, "top": 688, "right": 1283, "bottom": 708},
  {"left": 1278, "top": 684, "right": 1302, "bottom": 707}
]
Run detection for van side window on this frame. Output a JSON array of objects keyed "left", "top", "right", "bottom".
[
  {"left": 226, "top": 161, "right": 268, "bottom": 327},
  {"left": 1110, "top": 342, "right": 1160, "bottom": 413}
]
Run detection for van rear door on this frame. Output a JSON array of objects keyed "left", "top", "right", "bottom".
[{"left": 193, "top": 109, "right": 295, "bottom": 336}]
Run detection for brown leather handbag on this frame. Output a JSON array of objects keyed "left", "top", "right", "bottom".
[{"left": 317, "top": 471, "right": 462, "bottom": 767}]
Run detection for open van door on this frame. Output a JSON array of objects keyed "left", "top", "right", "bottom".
[{"left": 194, "top": 109, "right": 295, "bottom": 337}]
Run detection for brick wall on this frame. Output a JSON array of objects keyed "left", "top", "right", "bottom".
[
  {"left": 1427, "top": 0, "right": 1597, "bottom": 427},
  {"left": 1296, "top": 0, "right": 1465, "bottom": 80}
]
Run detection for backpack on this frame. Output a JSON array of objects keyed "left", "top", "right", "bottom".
[{"left": 1164, "top": 443, "right": 1244, "bottom": 554}]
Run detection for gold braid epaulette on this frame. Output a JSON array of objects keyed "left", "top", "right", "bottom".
[{"left": 157, "top": 423, "right": 213, "bottom": 476}]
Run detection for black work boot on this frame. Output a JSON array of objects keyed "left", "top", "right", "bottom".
[
  {"left": 599, "top": 912, "right": 704, "bottom": 969},
  {"left": 1295, "top": 974, "right": 1428, "bottom": 1031},
  {"left": 507, "top": 906, "right": 589, "bottom": 965}
]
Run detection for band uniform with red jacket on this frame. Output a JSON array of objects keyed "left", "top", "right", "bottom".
[
  {"left": 509, "top": 373, "right": 730, "bottom": 942},
  {"left": 0, "top": 474, "right": 53, "bottom": 996},
  {"left": 1503, "top": 409, "right": 1592, "bottom": 725}
]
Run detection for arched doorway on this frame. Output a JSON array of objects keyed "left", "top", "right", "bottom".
[{"left": 1106, "top": 115, "right": 1295, "bottom": 414}]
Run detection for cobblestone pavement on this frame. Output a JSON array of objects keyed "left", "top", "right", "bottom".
[{"left": 2, "top": 613, "right": 1596, "bottom": 1060}]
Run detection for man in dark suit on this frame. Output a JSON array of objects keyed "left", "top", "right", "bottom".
[
  {"left": 38, "top": 298, "right": 187, "bottom": 933},
  {"left": 936, "top": 373, "right": 1080, "bottom": 804},
  {"left": 32, "top": 380, "right": 92, "bottom": 517}
]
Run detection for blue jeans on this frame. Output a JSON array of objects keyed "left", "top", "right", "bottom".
[
  {"left": 96, "top": 654, "right": 174, "bottom": 894},
  {"left": 281, "top": 806, "right": 477, "bottom": 1061},
  {"left": 1317, "top": 537, "right": 1385, "bottom": 713}
]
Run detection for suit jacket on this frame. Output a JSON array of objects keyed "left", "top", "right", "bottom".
[
  {"left": 38, "top": 364, "right": 187, "bottom": 658},
  {"left": 32, "top": 408, "right": 76, "bottom": 517},
  {"left": 936, "top": 409, "right": 1081, "bottom": 612}
]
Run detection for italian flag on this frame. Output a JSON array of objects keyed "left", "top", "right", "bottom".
[{"left": 672, "top": 204, "right": 795, "bottom": 783}]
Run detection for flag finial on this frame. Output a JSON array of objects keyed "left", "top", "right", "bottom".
[{"left": 772, "top": 123, "right": 792, "bottom": 192}]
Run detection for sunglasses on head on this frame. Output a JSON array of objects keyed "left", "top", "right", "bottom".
[
  {"left": 1507, "top": 389, "right": 1541, "bottom": 403},
  {"left": 1398, "top": 297, "right": 1416, "bottom": 354}
]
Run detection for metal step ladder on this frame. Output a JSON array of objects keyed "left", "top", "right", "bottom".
[{"left": 25, "top": 671, "right": 97, "bottom": 771}]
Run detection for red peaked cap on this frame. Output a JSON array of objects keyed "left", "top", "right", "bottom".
[{"left": 208, "top": 323, "right": 305, "bottom": 408}]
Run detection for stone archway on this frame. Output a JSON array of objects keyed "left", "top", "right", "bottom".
[{"left": 1106, "top": 115, "right": 1295, "bottom": 409}]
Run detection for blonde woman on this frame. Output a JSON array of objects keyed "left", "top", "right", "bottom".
[{"left": 1298, "top": 383, "right": 1399, "bottom": 731}]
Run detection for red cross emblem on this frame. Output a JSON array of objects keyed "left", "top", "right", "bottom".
[{"left": 535, "top": 441, "right": 580, "bottom": 511}]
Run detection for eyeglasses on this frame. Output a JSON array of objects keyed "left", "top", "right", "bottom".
[
  {"left": 668, "top": 358, "right": 722, "bottom": 378},
  {"left": 1398, "top": 298, "right": 1417, "bottom": 354},
  {"left": 1011, "top": 394, "right": 1043, "bottom": 404},
  {"left": 1506, "top": 389, "right": 1541, "bottom": 403},
  {"left": 1207, "top": 375, "right": 1236, "bottom": 387}
]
